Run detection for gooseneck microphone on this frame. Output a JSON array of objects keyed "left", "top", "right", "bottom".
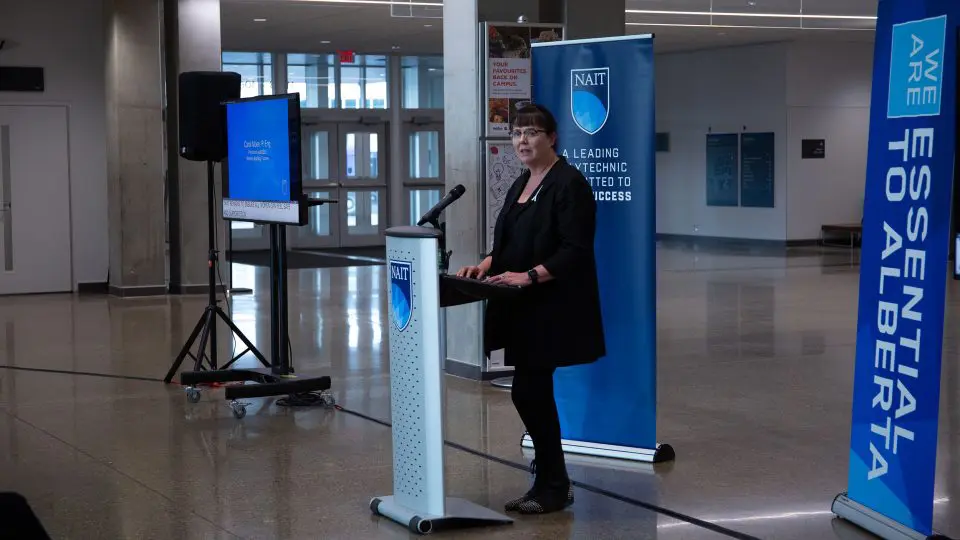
[{"left": 417, "top": 184, "right": 466, "bottom": 226}]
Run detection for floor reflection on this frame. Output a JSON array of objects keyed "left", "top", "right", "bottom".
[{"left": 0, "top": 243, "right": 955, "bottom": 539}]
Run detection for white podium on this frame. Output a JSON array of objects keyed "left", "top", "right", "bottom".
[{"left": 370, "top": 226, "right": 513, "bottom": 535}]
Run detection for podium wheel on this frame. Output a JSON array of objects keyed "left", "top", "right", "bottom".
[{"left": 409, "top": 517, "right": 432, "bottom": 535}]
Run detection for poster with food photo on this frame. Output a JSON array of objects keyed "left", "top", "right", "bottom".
[{"left": 485, "top": 24, "right": 562, "bottom": 137}]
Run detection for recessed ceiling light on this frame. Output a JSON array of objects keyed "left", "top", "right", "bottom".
[
  {"left": 424, "top": 24, "right": 433, "bottom": 27},
  {"left": 392, "top": 45, "right": 401, "bottom": 50},
  {"left": 321, "top": 40, "right": 331, "bottom": 44},
  {"left": 254, "top": 18, "right": 267, "bottom": 22}
]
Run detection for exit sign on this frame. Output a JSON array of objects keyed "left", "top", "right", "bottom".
[{"left": 338, "top": 50, "right": 355, "bottom": 64}]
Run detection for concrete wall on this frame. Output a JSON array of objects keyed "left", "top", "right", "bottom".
[
  {"left": 655, "top": 43, "right": 789, "bottom": 241},
  {"left": 654, "top": 40, "right": 874, "bottom": 242},
  {"left": 785, "top": 41, "right": 873, "bottom": 240}
]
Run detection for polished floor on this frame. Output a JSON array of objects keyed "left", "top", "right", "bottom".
[{"left": 0, "top": 243, "right": 957, "bottom": 539}]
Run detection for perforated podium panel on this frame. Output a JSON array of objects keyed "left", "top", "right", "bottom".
[{"left": 371, "top": 226, "right": 513, "bottom": 535}]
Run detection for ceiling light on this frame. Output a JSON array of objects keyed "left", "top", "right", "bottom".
[
  {"left": 254, "top": 18, "right": 267, "bottom": 22},
  {"left": 321, "top": 40, "right": 331, "bottom": 44},
  {"left": 626, "top": 9, "right": 876, "bottom": 21},
  {"left": 424, "top": 24, "right": 433, "bottom": 27},
  {"left": 627, "top": 22, "right": 874, "bottom": 31}
]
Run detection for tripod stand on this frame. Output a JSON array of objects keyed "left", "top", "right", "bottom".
[
  {"left": 164, "top": 160, "right": 269, "bottom": 384},
  {"left": 164, "top": 160, "right": 335, "bottom": 419}
]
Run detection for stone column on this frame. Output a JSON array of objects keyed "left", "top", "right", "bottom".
[
  {"left": 546, "top": 0, "right": 625, "bottom": 39},
  {"left": 442, "top": 0, "right": 485, "bottom": 378},
  {"left": 104, "top": 0, "right": 167, "bottom": 297},
  {"left": 166, "top": 0, "right": 227, "bottom": 294}
]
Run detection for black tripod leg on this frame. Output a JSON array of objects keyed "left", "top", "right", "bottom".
[
  {"left": 193, "top": 309, "right": 214, "bottom": 372},
  {"left": 164, "top": 310, "right": 209, "bottom": 383},
  {"left": 215, "top": 306, "right": 270, "bottom": 368}
]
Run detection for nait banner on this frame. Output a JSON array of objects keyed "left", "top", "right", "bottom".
[
  {"left": 844, "top": 0, "right": 957, "bottom": 535},
  {"left": 531, "top": 35, "right": 658, "bottom": 451}
]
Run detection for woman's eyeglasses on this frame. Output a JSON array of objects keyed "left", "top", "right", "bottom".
[{"left": 510, "top": 128, "right": 545, "bottom": 139}]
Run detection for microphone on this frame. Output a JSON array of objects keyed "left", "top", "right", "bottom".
[{"left": 417, "top": 184, "right": 466, "bottom": 226}]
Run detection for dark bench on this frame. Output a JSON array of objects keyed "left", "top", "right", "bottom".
[{"left": 821, "top": 223, "right": 862, "bottom": 248}]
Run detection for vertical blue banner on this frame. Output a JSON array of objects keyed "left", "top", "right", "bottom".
[
  {"left": 845, "top": 0, "right": 957, "bottom": 535},
  {"left": 531, "top": 36, "right": 658, "bottom": 450}
]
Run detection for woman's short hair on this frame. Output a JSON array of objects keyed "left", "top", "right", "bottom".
[{"left": 512, "top": 103, "right": 558, "bottom": 135}]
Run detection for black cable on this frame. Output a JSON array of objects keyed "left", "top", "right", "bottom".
[{"left": 273, "top": 332, "right": 332, "bottom": 408}]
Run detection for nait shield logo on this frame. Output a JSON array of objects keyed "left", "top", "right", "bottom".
[
  {"left": 571, "top": 68, "right": 610, "bottom": 135},
  {"left": 390, "top": 260, "right": 413, "bottom": 332}
]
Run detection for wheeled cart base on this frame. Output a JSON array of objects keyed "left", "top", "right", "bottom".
[{"left": 370, "top": 496, "right": 512, "bottom": 535}]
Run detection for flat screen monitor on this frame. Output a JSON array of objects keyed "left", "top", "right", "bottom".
[{"left": 222, "top": 93, "right": 306, "bottom": 226}]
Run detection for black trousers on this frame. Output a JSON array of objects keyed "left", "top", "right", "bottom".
[{"left": 511, "top": 368, "right": 568, "bottom": 484}]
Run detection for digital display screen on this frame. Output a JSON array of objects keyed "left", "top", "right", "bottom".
[{"left": 222, "top": 94, "right": 304, "bottom": 225}]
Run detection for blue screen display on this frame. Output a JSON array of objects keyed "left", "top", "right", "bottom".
[{"left": 226, "top": 98, "right": 291, "bottom": 202}]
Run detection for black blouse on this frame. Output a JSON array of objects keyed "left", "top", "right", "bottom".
[
  {"left": 484, "top": 158, "right": 606, "bottom": 371},
  {"left": 497, "top": 196, "right": 538, "bottom": 274}
]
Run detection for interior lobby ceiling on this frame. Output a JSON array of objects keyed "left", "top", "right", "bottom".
[{"left": 220, "top": 0, "right": 878, "bottom": 55}]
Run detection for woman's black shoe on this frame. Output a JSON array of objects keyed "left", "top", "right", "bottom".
[
  {"left": 504, "top": 460, "right": 539, "bottom": 511},
  {"left": 516, "top": 483, "right": 574, "bottom": 515}
]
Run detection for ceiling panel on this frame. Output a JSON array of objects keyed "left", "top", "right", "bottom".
[
  {"left": 220, "top": 0, "right": 879, "bottom": 57},
  {"left": 221, "top": 0, "right": 443, "bottom": 54}
]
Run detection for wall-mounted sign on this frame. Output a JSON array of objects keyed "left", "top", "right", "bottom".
[{"left": 802, "top": 138, "right": 826, "bottom": 159}]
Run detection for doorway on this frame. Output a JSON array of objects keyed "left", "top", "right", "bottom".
[
  {"left": 229, "top": 121, "right": 387, "bottom": 251},
  {"left": 0, "top": 106, "right": 72, "bottom": 295}
]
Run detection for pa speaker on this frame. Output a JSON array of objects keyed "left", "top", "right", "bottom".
[{"left": 177, "top": 71, "right": 241, "bottom": 162}]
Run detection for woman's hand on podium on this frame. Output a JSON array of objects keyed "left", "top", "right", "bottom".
[
  {"left": 456, "top": 265, "right": 486, "bottom": 279},
  {"left": 485, "top": 272, "right": 531, "bottom": 287},
  {"left": 457, "top": 256, "right": 493, "bottom": 280}
]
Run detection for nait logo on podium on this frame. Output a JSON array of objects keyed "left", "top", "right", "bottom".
[
  {"left": 571, "top": 67, "right": 610, "bottom": 135},
  {"left": 390, "top": 260, "right": 413, "bottom": 332}
]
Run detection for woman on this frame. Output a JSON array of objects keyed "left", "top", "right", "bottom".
[{"left": 457, "top": 104, "right": 605, "bottom": 514}]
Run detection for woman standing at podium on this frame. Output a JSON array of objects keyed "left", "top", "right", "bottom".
[{"left": 457, "top": 104, "right": 605, "bottom": 515}]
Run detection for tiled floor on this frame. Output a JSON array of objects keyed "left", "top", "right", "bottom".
[{"left": 0, "top": 243, "right": 957, "bottom": 539}]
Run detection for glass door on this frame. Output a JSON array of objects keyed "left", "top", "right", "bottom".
[
  {"left": 289, "top": 122, "right": 339, "bottom": 249},
  {"left": 338, "top": 123, "right": 386, "bottom": 247},
  {"left": 286, "top": 122, "right": 387, "bottom": 249},
  {"left": 402, "top": 123, "right": 444, "bottom": 225}
]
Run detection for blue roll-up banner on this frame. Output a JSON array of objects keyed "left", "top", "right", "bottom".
[
  {"left": 838, "top": 0, "right": 957, "bottom": 537},
  {"left": 531, "top": 35, "right": 666, "bottom": 459}
]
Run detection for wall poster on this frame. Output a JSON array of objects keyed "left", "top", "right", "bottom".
[
  {"left": 739, "top": 132, "right": 775, "bottom": 208},
  {"left": 485, "top": 24, "right": 563, "bottom": 137},
  {"left": 484, "top": 142, "right": 523, "bottom": 251},
  {"left": 705, "top": 133, "right": 739, "bottom": 207}
]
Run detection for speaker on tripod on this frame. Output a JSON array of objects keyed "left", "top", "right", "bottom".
[
  {"left": 164, "top": 71, "right": 271, "bottom": 384},
  {"left": 164, "top": 72, "right": 333, "bottom": 419},
  {"left": 177, "top": 70, "right": 237, "bottom": 162}
]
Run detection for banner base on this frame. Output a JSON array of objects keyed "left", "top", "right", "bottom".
[
  {"left": 370, "top": 496, "right": 513, "bottom": 535},
  {"left": 832, "top": 493, "right": 954, "bottom": 540},
  {"left": 521, "top": 433, "right": 675, "bottom": 463}
]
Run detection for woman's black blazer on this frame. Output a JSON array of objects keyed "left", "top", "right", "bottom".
[{"left": 484, "top": 157, "right": 606, "bottom": 370}]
